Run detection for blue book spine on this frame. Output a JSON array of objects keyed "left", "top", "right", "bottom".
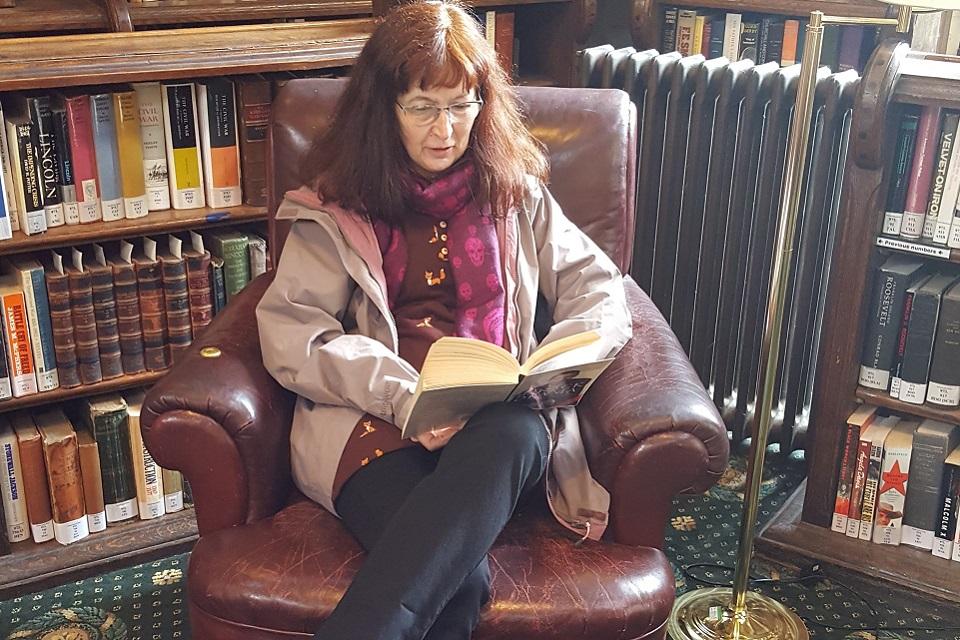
[
  {"left": 28, "top": 266, "right": 57, "bottom": 387},
  {"left": 90, "top": 93, "right": 124, "bottom": 221},
  {"left": 708, "top": 18, "right": 725, "bottom": 59}
]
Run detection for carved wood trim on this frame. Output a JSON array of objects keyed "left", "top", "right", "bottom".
[
  {"left": 630, "top": 0, "right": 658, "bottom": 50},
  {"left": 103, "top": 0, "right": 133, "bottom": 32}
]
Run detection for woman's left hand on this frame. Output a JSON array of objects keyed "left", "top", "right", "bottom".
[{"left": 412, "top": 424, "right": 462, "bottom": 451}]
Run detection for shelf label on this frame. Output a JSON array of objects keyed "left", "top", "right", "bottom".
[{"left": 876, "top": 235, "right": 952, "bottom": 260}]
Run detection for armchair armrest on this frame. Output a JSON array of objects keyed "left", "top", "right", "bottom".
[
  {"left": 580, "top": 276, "right": 729, "bottom": 548},
  {"left": 141, "top": 273, "right": 297, "bottom": 535}
]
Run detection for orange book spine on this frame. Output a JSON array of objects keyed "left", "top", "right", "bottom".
[{"left": 2, "top": 288, "right": 38, "bottom": 397}]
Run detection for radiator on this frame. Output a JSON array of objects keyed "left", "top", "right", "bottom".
[{"left": 577, "top": 46, "right": 859, "bottom": 450}]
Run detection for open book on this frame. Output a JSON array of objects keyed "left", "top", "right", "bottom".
[{"left": 400, "top": 330, "right": 613, "bottom": 439}]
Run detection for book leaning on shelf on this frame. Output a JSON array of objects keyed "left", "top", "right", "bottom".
[{"left": 401, "top": 330, "right": 613, "bottom": 440}]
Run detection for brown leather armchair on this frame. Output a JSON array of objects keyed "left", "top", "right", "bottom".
[{"left": 142, "top": 79, "right": 729, "bottom": 640}]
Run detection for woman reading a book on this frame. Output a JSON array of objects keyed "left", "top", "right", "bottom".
[{"left": 256, "top": 2, "right": 632, "bottom": 638}]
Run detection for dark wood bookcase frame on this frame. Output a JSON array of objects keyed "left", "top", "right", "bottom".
[
  {"left": 756, "top": 41, "right": 960, "bottom": 604},
  {"left": 0, "top": 0, "right": 595, "bottom": 598}
]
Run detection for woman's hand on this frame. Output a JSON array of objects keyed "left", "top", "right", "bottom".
[{"left": 412, "top": 424, "right": 463, "bottom": 451}]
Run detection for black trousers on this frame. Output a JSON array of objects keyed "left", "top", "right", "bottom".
[{"left": 314, "top": 402, "right": 550, "bottom": 640}]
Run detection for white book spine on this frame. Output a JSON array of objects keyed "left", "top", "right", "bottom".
[
  {"left": 722, "top": 14, "right": 742, "bottom": 61},
  {"left": 133, "top": 83, "right": 171, "bottom": 211},
  {"left": 53, "top": 514, "right": 89, "bottom": 545},
  {"left": 161, "top": 83, "right": 205, "bottom": 210},
  {"left": 31, "top": 519, "right": 55, "bottom": 543},
  {"left": 0, "top": 433, "right": 29, "bottom": 542},
  {"left": 136, "top": 442, "right": 165, "bottom": 520},
  {"left": 87, "top": 510, "right": 107, "bottom": 533},
  {"left": 934, "top": 128, "right": 960, "bottom": 245},
  {"left": 898, "top": 380, "right": 927, "bottom": 405},
  {"left": 15, "top": 267, "right": 58, "bottom": 392},
  {"left": 926, "top": 381, "right": 960, "bottom": 406},
  {"left": 164, "top": 490, "right": 183, "bottom": 513},
  {"left": 197, "top": 81, "right": 242, "bottom": 209},
  {"left": 105, "top": 496, "right": 138, "bottom": 523},
  {"left": 0, "top": 105, "right": 19, "bottom": 234},
  {"left": 858, "top": 365, "right": 889, "bottom": 391}
]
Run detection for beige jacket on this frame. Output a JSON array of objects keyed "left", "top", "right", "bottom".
[{"left": 256, "top": 180, "right": 632, "bottom": 541}]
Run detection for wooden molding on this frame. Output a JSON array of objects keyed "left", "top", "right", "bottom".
[{"left": 630, "top": 0, "right": 658, "bottom": 50}]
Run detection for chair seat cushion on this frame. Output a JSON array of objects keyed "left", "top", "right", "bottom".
[{"left": 188, "top": 496, "right": 675, "bottom": 639}]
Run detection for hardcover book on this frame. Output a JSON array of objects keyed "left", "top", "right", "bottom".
[
  {"left": 159, "top": 236, "right": 193, "bottom": 363},
  {"left": 832, "top": 404, "right": 877, "bottom": 533},
  {"left": 79, "top": 394, "right": 138, "bottom": 523},
  {"left": 11, "top": 412, "right": 55, "bottom": 543},
  {"left": 859, "top": 254, "right": 927, "bottom": 391},
  {"left": 34, "top": 409, "right": 89, "bottom": 545},
  {"left": 900, "top": 106, "right": 942, "bottom": 240},
  {"left": 182, "top": 231, "right": 213, "bottom": 337},
  {"left": 20, "top": 94, "right": 66, "bottom": 228},
  {"left": 4, "top": 111, "right": 48, "bottom": 235},
  {"left": 123, "top": 390, "right": 165, "bottom": 520},
  {"left": 49, "top": 100, "right": 80, "bottom": 225},
  {"left": 133, "top": 238, "right": 170, "bottom": 371},
  {"left": 197, "top": 78, "right": 242, "bottom": 208},
  {"left": 882, "top": 107, "right": 921, "bottom": 237},
  {"left": 898, "top": 271, "right": 959, "bottom": 404},
  {"left": 161, "top": 82, "right": 205, "bottom": 210},
  {"left": 61, "top": 91, "right": 103, "bottom": 223},
  {"left": 0, "top": 417, "right": 29, "bottom": 543},
  {"left": 7, "top": 256, "right": 60, "bottom": 392},
  {"left": 926, "top": 279, "right": 960, "bottom": 406},
  {"left": 925, "top": 111, "right": 959, "bottom": 241},
  {"left": 889, "top": 274, "right": 931, "bottom": 399},
  {"left": 90, "top": 92, "right": 125, "bottom": 221},
  {"left": 132, "top": 82, "right": 171, "bottom": 211},
  {"left": 207, "top": 230, "right": 250, "bottom": 302},
  {"left": 112, "top": 90, "right": 149, "bottom": 219},
  {"left": 873, "top": 420, "right": 919, "bottom": 546},
  {"left": 65, "top": 257, "right": 104, "bottom": 385},
  {"left": 935, "top": 445, "right": 960, "bottom": 559},
  {"left": 401, "top": 330, "right": 613, "bottom": 440},
  {"left": 75, "top": 428, "right": 106, "bottom": 532},
  {"left": 236, "top": 76, "right": 270, "bottom": 207},
  {"left": 0, "top": 102, "right": 20, "bottom": 235},
  {"left": 901, "top": 420, "right": 960, "bottom": 550},
  {"left": 41, "top": 251, "right": 81, "bottom": 388},
  {"left": 75, "top": 247, "right": 124, "bottom": 379},
  {"left": 0, "top": 275, "right": 39, "bottom": 397},
  {"left": 859, "top": 415, "right": 900, "bottom": 541},
  {"left": 107, "top": 241, "right": 146, "bottom": 375}
]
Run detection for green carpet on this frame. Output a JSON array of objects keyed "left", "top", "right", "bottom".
[{"left": 3, "top": 445, "right": 959, "bottom": 640}]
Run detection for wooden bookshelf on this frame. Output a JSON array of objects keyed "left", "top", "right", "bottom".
[
  {"left": 0, "top": 371, "right": 166, "bottom": 414},
  {"left": 756, "top": 43, "right": 960, "bottom": 603},
  {"left": 874, "top": 235, "right": 960, "bottom": 264},
  {"left": 0, "top": 0, "right": 372, "bottom": 35},
  {"left": 0, "top": 506, "right": 197, "bottom": 599},
  {"left": 0, "top": 19, "right": 375, "bottom": 91},
  {"left": 0, "top": 206, "right": 267, "bottom": 256}
]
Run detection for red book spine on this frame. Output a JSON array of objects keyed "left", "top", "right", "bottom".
[
  {"left": 64, "top": 95, "right": 100, "bottom": 220},
  {"left": 901, "top": 106, "right": 942, "bottom": 239}
]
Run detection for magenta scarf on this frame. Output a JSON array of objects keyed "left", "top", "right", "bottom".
[{"left": 374, "top": 160, "right": 505, "bottom": 346}]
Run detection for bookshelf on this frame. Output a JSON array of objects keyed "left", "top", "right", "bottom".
[
  {"left": 756, "top": 42, "right": 960, "bottom": 604},
  {"left": 628, "top": 0, "right": 892, "bottom": 55},
  {"left": 0, "top": 0, "right": 592, "bottom": 596}
]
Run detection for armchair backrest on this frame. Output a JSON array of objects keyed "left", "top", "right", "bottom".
[{"left": 267, "top": 78, "right": 637, "bottom": 271}]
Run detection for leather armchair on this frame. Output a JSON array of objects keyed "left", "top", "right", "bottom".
[{"left": 142, "top": 79, "right": 729, "bottom": 640}]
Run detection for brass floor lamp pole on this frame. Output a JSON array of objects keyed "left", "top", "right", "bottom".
[{"left": 668, "top": 5, "right": 913, "bottom": 640}]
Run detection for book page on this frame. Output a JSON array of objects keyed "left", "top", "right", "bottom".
[
  {"left": 401, "top": 382, "right": 517, "bottom": 439},
  {"left": 520, "top": 330, "right": 601, "bottom": 375},
  {"left": 509, "top": 358, "right": 613, "bottom": 410},
  {"left": 419, "top": 336, "right": 519, "bottom": 390}
]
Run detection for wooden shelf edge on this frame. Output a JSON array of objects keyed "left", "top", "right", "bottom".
[
  {"left": 0, "top": 206, "right": 267, "bottom": 256},
  {"left": 894, "top": 57, "right": 960, "bottom": 110},
  {"left": 0, "top": 370, "right": 167, "bottom": 415},
  {"left": 0, "top": 507, "right": 198, "bottom": 599},
  {"left": 757, "top": 481, "right": 960, "bottom": 605},
  {"left": 856, "top": 386, "right": 960, "bottom": 425},
  {"left": 658, "top": 0, "right": 889, "bottom": 19},
  {"left": 875, "top": 235, "right": 960, "bottom": 264},
  {"left": 129, "top": 0, "right": 373, "bottom": 25}
]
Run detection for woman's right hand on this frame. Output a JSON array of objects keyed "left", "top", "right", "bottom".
[{"left": 412, "top": 424, "right": 462, "bottom": 451}]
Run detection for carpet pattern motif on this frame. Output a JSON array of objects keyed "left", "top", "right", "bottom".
[{"left": 2, "top": 447, "right": 958, "bottom": 639}]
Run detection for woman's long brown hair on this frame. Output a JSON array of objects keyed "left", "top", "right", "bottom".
[{"left": 302, "top": 0, "right": 548, "bottom": 224}]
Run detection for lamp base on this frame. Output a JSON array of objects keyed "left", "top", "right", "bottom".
[{"left": 667, "top": 587, "right": 810, "bottom": 640}]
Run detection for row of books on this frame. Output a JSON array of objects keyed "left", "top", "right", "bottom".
[
  {"left": 478, "top": 9, "right": 517, "bottom": 79},
  {"left": 662, "top": 7, "right": 877, "bottom": 72},
  {"left": 832, "top": 405, "right": 960, "bottom": 564},
  {"left": 0, "top": 229, "right": 266, "bottom": 402},
  {"left": 859, "top": 255, "right": 960, "bottom": 407},
  {"left": 0, "top": 77, "right": 273, "bottom": 239},
  {"left": 0, "top": 392, "right": 189, "bottom": 550},
  {"left": 882, "top": 106, "right": 960, "bottom": 251}
]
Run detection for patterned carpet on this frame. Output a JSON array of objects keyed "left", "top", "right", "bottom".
[{"left": 2, "top": 444, "right": 959, "bottom": 640}]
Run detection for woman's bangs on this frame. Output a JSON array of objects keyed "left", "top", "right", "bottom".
[{"left": 413, "top": 36, "right": 481, "bottom": 91}]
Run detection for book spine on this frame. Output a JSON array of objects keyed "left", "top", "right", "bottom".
[
  {"left": 859, "top": 265, "right": 914, "bottom": 391},
  {"left": 708, "top": 17, "right": 725, "bottom": 59},
  {"left": 900, "top": 106, "right": 942, "bottom": 240},
  {"left": 76, "top": 435, "right": 106, "bottom": 532},
  {"left": 67, "top": 269, "right": 104, "bottom": 385},
  {"left": 133, "top": 83, "right": 172, "bottom": 211},
  {"left": 739, "top": 19, "right": 759, "bottom": 62},
  {"left": 661, "top": 6, "right": 678, "bottom": 53},
  {"left": 676, "top": 10, "right": 696, "bottom": 56},
  {"left": 162, "top": 83, "right": 205, "bottom": 210},
  {"left": 126, "top": 400, "right": 165, "bottom": 520},
  {"left": 889, "top": 284, "right": 918, "bottom": 399},
  {"left": 28, "top": 96, "right": 65, "bottom": 228},
  {"left": 50, "top": 106, "right": 80, "bottom": 225},
  {"left": 211, "top": 256, "right": 226, "bottom": 315},
  {"left": 135, "top": 259, "right": 170, "bottom": 371},
  {"left": 933, "top": 463, "right": 960, "bottom": 558},
  {"left": 944, "top": 121, "right": 960, "bottom": 247},
  {"left": 44, "top": 272, "right": 81, "bottom": 388},
  {"left": 237, "top": 78, "right": 271, "bottom": 207},
  {"left": 846, "top": 439, "right": 873, "bottom": 537},
  {"left": 832, "top": 422, "right": 860, "bottom": 533},
  {"left": 19, "top": 265, "right": 59, "bottom": 392},
  {"left": 64, "top": 95, "right": 102, "bottom": 223},
  {"left": 859, "top": 435, "right": 886, "bottom": 540},
  {"left": 89, "top": 407, "right": 138, "bottom": 522},
  {"left": 874, "top": 432, "right": 914, "bottom": 545},
  {"left": 837, "top": 26, "right": 865, "bottom": 72},
  {"left": 111, "top": 262, "right": 146, "bottom": 375},
  {"left": 722, "top": 14, "right": 742, "bottom": 62},
  {"left": 9, "top": 119, "right": 48, "bottom": 235},
  {"left": 883, "top": 110, "right": 921, "bottom": 237},
  {"left": 185, "top": 251, "right": 213, "bottom": 336},
  {"left": 0, "top": 432, "right": 29, "bottom": 542},
  {"left": 90, "top": 267, "right": 124, "bottom": 379},
  {"left": 215, "top": 236, "right": 250, "bottom": 301},
  {"left": 161, "top": 467, "right": 184, "bottom": 512},
  {"left": 198, "top": 80, "right": 242, "bottom": 208},
  {"left": 15, "top": 427, "right": 54, "bottom": 543},
  {"left": 494, "top": 11, "right": 515, "bottom": 78},
  {"left": 899, "top": 287, "right": 943, "bottom": 405},
  {"left": 0, "top": 320, "right": 11, "bottom": 400},
  {"left": 112, "top": 91, "right": 149, "bottom": 219},
  {"left": 2, "top": 290, "right": 39, "bottom": 396},
  {"left": 923, "top": 112, "right": 958, "bottom": 240},
  {"left": 903, "top": 430, "right": 958, "bottom": 550},
  {"left": 41, "top": 430, "right": 89, "bottom": 544},
  {"left": 90, "top": 93, "right": 125, "bottom": 221},
  {"left": 248, "top": 235, "right": 267, "bottom": 279},
  {"left": 160, "top": 255, "right": 192, "bottom": 364},
  {"left": 927, "top": 289, "right": 960, "bottom": 406},
  {"left": 0, "top": 104, "right": 20, "bottom": 234},
  {"left": 781, "top": 19, "right": 799, "bottom": 66}
]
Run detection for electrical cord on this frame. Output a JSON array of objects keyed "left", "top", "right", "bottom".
[{"left": 680, "top": 562, "right": 960, "bottom": 635}]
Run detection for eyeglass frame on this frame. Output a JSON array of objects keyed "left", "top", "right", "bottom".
[{"left": 396, "top": 99, "right": 485, "bottom": 126}]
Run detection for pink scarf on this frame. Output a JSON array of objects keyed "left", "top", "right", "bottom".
[{"left": 374, "top": 160, "right": 505, "bottom": 346}]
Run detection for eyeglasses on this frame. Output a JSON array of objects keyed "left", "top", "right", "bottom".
[{"left": 397, "top": 100, "right": 484, "bottom": 126}]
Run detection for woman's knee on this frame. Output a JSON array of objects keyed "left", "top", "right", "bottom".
[{"left": 462, "top": 402, "right": 550, "bottom": 462}]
